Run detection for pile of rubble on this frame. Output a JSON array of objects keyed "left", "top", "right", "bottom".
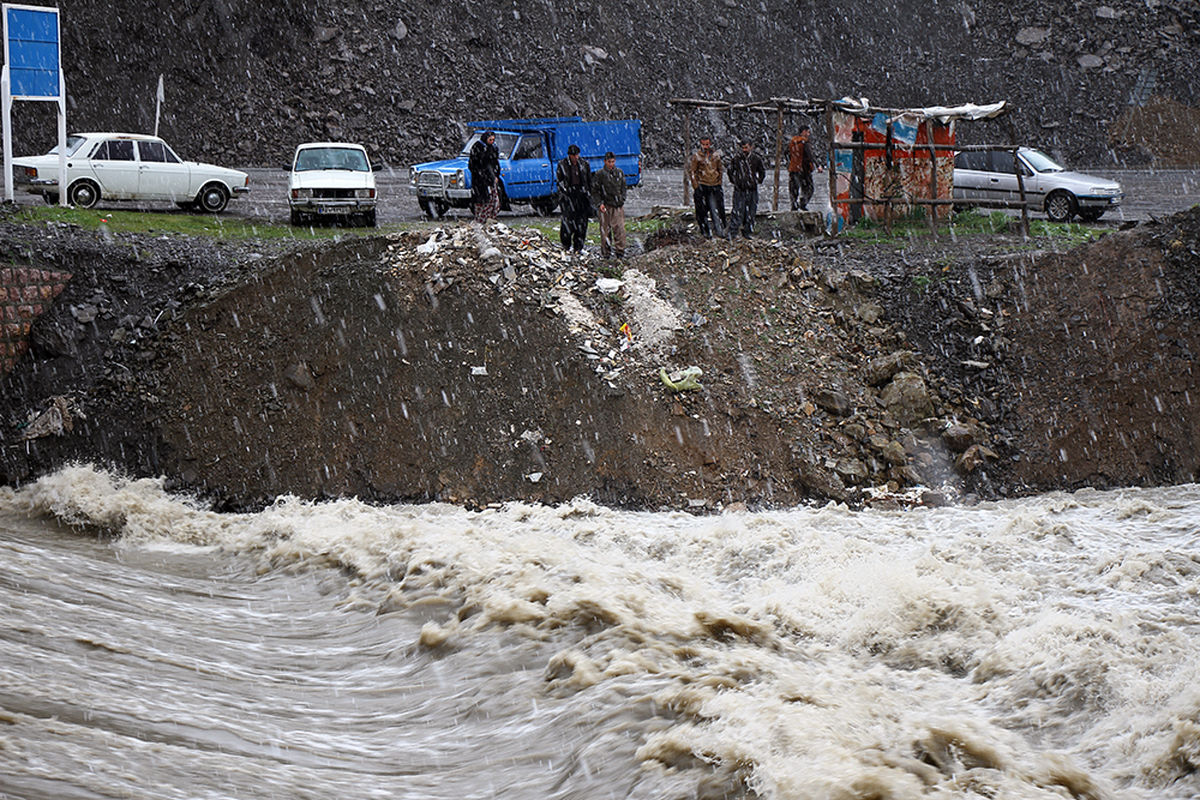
[{"left": 376, "top": 221, "right": 1002, "bottom": 506}]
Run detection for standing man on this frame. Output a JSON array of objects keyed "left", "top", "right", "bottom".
[
  {"left": 469, "top": 130, "right": 501, "bottom": 221},
  {"left": 687, "top": 136, "right": 726, "bottom": 238},
  {"left": 593, "top": 151, "right": 627, "bottom": 258},
  {"left": 556, "top": 144, "right": 592, "bottom": 252},
  {"left": 728, "top": 139, "right": 765, "bottom": 238},
  {"left": 787, "top": 125, "right": 821, "bottom": 211}
]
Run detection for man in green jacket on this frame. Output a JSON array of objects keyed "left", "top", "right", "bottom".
[{"left": 593, "top": 151, "right": 627, "bottom": 258}]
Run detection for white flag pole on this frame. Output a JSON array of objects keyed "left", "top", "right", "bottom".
[{"left": 154, "top": 74, "right": 163, "bottom": 137}]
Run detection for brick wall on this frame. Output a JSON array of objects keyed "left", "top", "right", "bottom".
[{"left": 0, "top": 266, "right": 73, "bottom": 374}]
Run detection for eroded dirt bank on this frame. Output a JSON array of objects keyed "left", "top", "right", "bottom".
[{"left": 2, "top": 210, "right": 1198, "bottom": 510}]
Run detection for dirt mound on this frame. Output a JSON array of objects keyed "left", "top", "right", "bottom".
[{"left": 3, "top": 209, "right": 1198, "bottom": 510}]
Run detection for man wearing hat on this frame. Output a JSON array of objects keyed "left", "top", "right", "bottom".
[
  {"left": 556, "top": 143, "right": 592, "bottom": 252},
  {"left": 592, "top": 151, "right": 627, "bottom": 258}
]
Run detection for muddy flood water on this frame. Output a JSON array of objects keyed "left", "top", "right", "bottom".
[{"left": 2, "top": 466, "right": 1198, "bottom": 799}]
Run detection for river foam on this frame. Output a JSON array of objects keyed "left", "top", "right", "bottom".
[{"left": 2, "top": 465, "right": 1198, "bottom": 799}]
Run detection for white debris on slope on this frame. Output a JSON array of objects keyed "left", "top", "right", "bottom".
[{"left": 618, "top": 269, "right": 682, "bottom": 353}]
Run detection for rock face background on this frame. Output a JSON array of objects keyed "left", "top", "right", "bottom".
[{"left": 16, "top": 0, "right": 1200, "bottom": 167}]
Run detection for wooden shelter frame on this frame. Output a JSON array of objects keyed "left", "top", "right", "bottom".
[{"left": 667, "top": 97, "right": 1027, "bottom": 236}]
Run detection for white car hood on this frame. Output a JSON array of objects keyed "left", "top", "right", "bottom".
[
  {"left": 289, "top": 170, "right": 374, "bottom": 191},
  {"left": 1049, "top": 170, "right": 1122, "bottom": 192}
]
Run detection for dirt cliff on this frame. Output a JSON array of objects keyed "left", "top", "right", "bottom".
[{"left": 3, "top": 208, "right": 1197, "bottom": 509}]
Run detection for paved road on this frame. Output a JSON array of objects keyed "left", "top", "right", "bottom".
[{"left": 17, "top": 166, "right": 1200, "bottom": 227}]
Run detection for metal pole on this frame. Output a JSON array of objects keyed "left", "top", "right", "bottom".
[
  {"left": 57, "top": 74, "right": 66, "bottom": 207},
  {"left": 2, "top": 64, "right": 12, "bottom": 203}
]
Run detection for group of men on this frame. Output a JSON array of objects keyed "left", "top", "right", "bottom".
[
  {"left": 556, "top": 144, "right": 628, "bottom": 258},
  {"left": 468, "top": 130, "right": 628, "bottom": 257},
  {"left": 466, "top": 124, "right": 822, "bottom": 251},
  {"left": 687, "top": 125, "right": 822, "bottom": 238}
]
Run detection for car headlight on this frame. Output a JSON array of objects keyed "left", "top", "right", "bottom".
[
  {"left": 291, "top": 188, "right": 312, "bottom": 199},
  {"left": 449, "top": 169, "right": 464, "bottom": 188},
  {"left": 410, "top": 170, "right": 418, "bottom": 186},
  {"left": 1091, "top": 187, "right": 1118, "bottom": 196},
  {"left": 355, "top": 188, "right": 375, "bottom": 199}
]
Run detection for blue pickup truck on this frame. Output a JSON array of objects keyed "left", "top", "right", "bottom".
[{"left": 409, "top": 117, "right": 641, "bottom": 218}]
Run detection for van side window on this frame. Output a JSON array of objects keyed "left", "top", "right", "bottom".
[{"left": 515, "top": 135, "right": 544, "bottom": 160}]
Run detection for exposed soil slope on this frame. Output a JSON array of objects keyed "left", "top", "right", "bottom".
[{"left": 3, "top": 209, "right": 1197, "bottom": 510}]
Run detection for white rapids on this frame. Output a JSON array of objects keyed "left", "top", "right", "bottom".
[{"left": 1, "top": 465, "right": 1198, "bottom": 800}]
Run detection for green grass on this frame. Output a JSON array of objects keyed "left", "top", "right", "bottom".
[
  {"left": 839, "top": 208, "right": 1101, "bottom": 246},
  {"left": 4, "top": 205, "right": 406, "bottom": 240},
  {"left": 518, "top": 215, "right": 668, "bottom": 246}
]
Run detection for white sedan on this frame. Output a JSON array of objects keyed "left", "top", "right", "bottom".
[
  {"left": 12, "top": 132, "right": 250, "bottom": 213},
  {"left": 287, "top": 142, "right": 377, "bottom": 227}
]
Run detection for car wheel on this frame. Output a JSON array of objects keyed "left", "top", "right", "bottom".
[
  {"left": 418, "top": 198, "right": 436, "bottom": 219},
  {"left": 1045, "top": 190, "right": 1077, "bottom": 223},
  {"left": 196, "top": 183, "right": 229, "bottom": 213},
  {"left": 497, "top": 182, "right": 511, "bottom": 212},
  {"left": 532, "top": 198, "right": 558, "bottom": 216},
  {"left": 290, "top": 209, "right": 304, "bottom": 226},
  {"left": 364, "top": 209, "right": 377, "bottom": 227},
  {"left": 433, "top": 200, "right": 449, "bottom": 219},
  {"left": 68, "top": 180, "right": 100, "bottom": 209},
  {"left": 1078, "top": 208, "right": 1104, "bottom": 223},
  {"left": 42, "top": 193, "right": 59, "bottom": 205}
]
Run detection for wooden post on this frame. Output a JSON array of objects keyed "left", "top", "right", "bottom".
[
  {"left": 682, "top": 113, "right": 692, "bottom": 206},
  {"left": 772, "top": 102, "right": 784, "bottom": 212},
  {"left": 1006, "top": 118, "right": 1029, "bottom": 237},
  {"left": 825, "top": 100, "right": 837, "bottom": 236},
  {"left": 926, "top": 121, "right": 938, "bottom": 235}
]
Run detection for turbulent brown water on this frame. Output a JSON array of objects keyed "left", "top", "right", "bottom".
[{"left": 2, "top": 466, "right": 1198, "bottom": 800}]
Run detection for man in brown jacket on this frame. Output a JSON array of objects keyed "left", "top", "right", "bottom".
[
  {"left": 687, "top": 136, "right": 726, "bottom": 238},
  {"left": 787, "top": 125, "right": 821, "bottom": 211}
]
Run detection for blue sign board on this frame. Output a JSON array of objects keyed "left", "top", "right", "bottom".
[{"left": 5, "top": 5, "right": 60, "bottom": 100}]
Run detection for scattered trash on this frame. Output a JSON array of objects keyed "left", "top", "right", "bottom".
[
  {"left": 525, "top": 472, "right": 543, "bottom": 483},
  {"left": 470, "top": 365, "right": 488, "bottom": 376},
  {"left": 596, "top": 277, "right": 623, "bottom": 293},
  {"left": 659, "top": 366, "right": 703, "bottom": 391},
  {"left": 20, "top": 396, "right": 82, "bottom": 440}
]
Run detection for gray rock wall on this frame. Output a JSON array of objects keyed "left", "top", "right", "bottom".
[{"left": 21, "top": 0, "right": 1199, "bottom": 169}]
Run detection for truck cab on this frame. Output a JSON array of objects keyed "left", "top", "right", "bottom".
[{"left": 409, "top": 117, "right": 641, "bottom": 219}]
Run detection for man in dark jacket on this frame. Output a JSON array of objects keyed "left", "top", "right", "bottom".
[
  {"left": 728, "top": 140, "right": 766, "bottom": 238},
  {"left": 468, "top": 130, "right": 501, "bottom": 221},
  {"left": 592, "top": 151, "right": 627, "bottom": 258},
  {"left": 555, "top": 144, "right": 592, "bottom": 252}
]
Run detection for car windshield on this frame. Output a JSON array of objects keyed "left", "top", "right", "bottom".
[
  {"left": 460, "top": 132, "right": 518, "bottom": 159},
  {"left": 294, "top": 147, "right": 370, "bottom": 172},
  {"left": 1023, "top": 148, "right": 1064, "bottom": 173},
  {"left": 47, "top": 136, "right": 88, "bottom": 157}
]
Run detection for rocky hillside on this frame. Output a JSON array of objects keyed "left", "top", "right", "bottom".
[{"left": 16, "top": 0, "right": 1200, "bottom": 168}]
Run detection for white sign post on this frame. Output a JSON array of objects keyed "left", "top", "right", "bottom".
[{"left": 2, "top": 3, "right": 66, "bottom": 205}]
